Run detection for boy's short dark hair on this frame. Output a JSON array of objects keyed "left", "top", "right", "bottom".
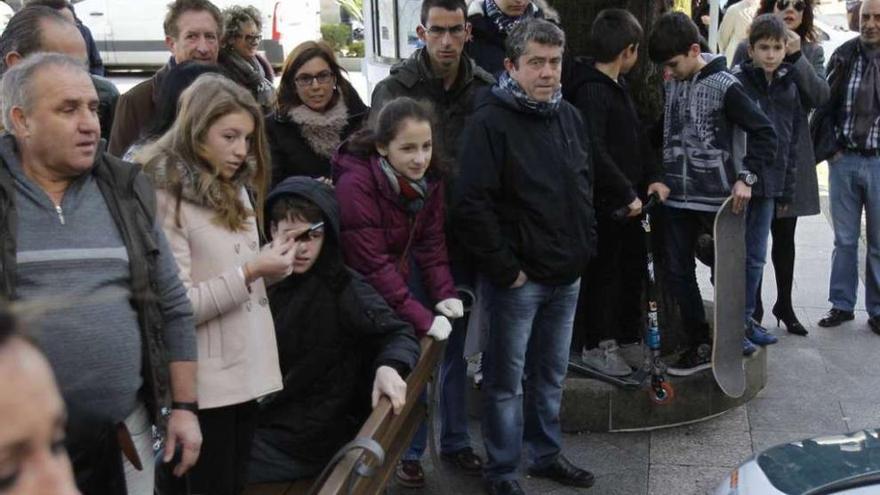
[
  {"left": 269, "top": 195, "right": 324, "bottom": 229},
  {"left": 648, "top": 11, "right": 701, "bottom": 64},
  {"left": 420, "top": 0, "right": 468, "bottom": 25},
  {"left": 748, "top": 13, "right": 787, "bottom": 46},
  {"left": 590, "top": 9, "right": 643, "bottom": 63}
]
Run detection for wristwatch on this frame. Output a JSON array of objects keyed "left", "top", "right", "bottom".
[
  {"left": 171, "top": 401, "right": 199, "bottom": 413},
  {"left": 737, "top": 171, "right": 758, "bottom": 186}
]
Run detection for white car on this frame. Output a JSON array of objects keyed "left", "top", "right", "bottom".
[
  {"left": 0, "top": 2, "right": 13, "bottom": 32},
  {"left": 713, "top": 429, "right": 880, "bottom": 495},
  {"left": 70, "top": 0, "right": 321, "bottom": 69},
  {"left": 814, "top": 17, "right": 859, "bottom": 65}
]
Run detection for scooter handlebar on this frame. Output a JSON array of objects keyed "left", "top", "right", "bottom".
[{"left": 610, "top": 192, "right": 662, "bottom": 222}]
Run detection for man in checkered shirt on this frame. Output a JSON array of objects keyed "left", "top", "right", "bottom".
[{"left": 812, "top": 0, "right": 880, "bottom": 333}]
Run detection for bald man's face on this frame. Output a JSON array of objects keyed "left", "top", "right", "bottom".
[
  {"left": 861, "top": 0, "right": 880, "bottom": 46},
  {"left": 39, "top": 20, "right": 87, "bottom": 64}
]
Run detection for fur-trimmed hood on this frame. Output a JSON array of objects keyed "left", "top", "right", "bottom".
[{"left": 140, "top": 149, "right": 256, "bottom": 215}]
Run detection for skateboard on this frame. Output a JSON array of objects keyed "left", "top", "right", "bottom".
[{"left": 712, "top": 196, "right": 747, "bottom": 398}]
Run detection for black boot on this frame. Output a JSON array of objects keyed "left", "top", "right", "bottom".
[{"left": 772, "top": 304, "right": 807, "bottom": 336}]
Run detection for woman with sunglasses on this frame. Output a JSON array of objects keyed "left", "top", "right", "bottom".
[
  {"left": 266, "top": 41, "right": 369, "bottom": 187},
  {"left": 732, "top": 0, "right": 830, "bottom": 336},
  {"left": 219, "top": 5, "right": 276, "bottom": 113}
]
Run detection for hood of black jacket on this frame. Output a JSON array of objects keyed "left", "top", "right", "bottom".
[
  {"left": 562, "top": 57, "right": 627, "bottom": 101},
  {"left": 265, "top": 176, "right": 340, "bottom": 241},
  {"left": 734, "top": 60, "right": 795, "bottom": 91},
  {"left": 694, "top": 54, "right": 730, "bottom": 82}
]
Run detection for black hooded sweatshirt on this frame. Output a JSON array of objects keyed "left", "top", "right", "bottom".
[
  {"left": 563, "top": 57, "right": 664, "bottom": 213},
  {"left": 256, "top": 177, "right": 420, "bottom": 464}
]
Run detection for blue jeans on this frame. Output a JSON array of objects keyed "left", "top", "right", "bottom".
[
  {"left": 403, "top": 264, "right": 473, "bottom": 460},
  {"left": 481, "top": 278, "right": 580, "bottom": 482},
  {"left": 402, "top": 314, "right": 472, "bottom": 459},
  {"left": 662, "top": 206, "right": 715, "bottom": 344},
  {"left": 745, "top": 197, "right": 775, "bottom": 324},
  {"left": 829, "top": 153, "right": 880, "bottom": 317}
]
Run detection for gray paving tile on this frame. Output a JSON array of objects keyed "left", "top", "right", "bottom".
[
  {"left": 840, "top": 400, "right": 880, "bottom": 432},
  {"left": 649, "top": 426, "right": 752, "bottom": 469},
  {"left": 647, "top": 464, "right": 730, "bottom": 495},
  {"left": 821, "top": 347, "right": 880, "bottom": 376},
  {"left": 747, "top": 397, "right": 846, "bottom": 433}
]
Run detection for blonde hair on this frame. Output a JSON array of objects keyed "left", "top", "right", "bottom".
[{"left": 138, "top": 74, "right": 270, "bottom": 233}]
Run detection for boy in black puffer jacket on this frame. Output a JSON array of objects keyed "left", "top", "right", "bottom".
[
  {"left": 732, "top": 14, "right": 801, "bottom": 346},
  {"left": 249, "top": 177, "right": 420, "bottom": 484},
  {"left": 563, "top": 9, "right": 668, "bottom": 377}
]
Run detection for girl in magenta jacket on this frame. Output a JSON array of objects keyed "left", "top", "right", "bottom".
[{"left": 332, "top": 97, "right": 461, "bottom": 339}]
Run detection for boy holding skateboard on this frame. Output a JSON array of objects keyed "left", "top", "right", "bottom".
[
  {"left": 647, "top": 12, "right": 778, "bottom": 370},
  {"left": 564, "top": 9, "right": 669, "bottom": 376},
  {"left": 732, "top": 14, "right": 801, "bottom": 344}
]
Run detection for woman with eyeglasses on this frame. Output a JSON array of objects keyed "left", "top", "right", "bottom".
[
  {"left": 732, "top": 0, "right": 830, "bottom": 336},
  {"left": 266, "top": 41, "right": 369, "bottom": 187},
  {"left": 219, "top": 5, "right": 276, "bottom": 114}
]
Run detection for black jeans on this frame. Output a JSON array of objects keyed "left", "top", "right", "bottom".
[
  {"left": 662, "top": 206, "right": 715, "bottom": 346},
  {"left": 188, "top": 400, "right": 259, "bottom": 495},
  {"left": 755, "top": 216, "right": 797, "bottom": 317},
  {"left": 574, "top": 215, "right": 646, "bottom": 350}
]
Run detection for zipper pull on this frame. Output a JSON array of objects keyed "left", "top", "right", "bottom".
[{"left": 55, "top": 205, "right": 65, "bottom": 225}]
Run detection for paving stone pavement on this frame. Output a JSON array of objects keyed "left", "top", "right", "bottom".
[{"left": 387, "top": 190, "right": 880, "bottom": 494}]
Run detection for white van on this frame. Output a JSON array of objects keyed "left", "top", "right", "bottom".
[{"left": 71, "top": 0, "right": 321, "bottom": 69}]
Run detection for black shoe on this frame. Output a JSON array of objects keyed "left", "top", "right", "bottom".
[
  {"left": 869, "top": 315, "right": 880, "bottom": 335},
  {"left": 773, "top": 304, "right": 807, "bottom": 336},
  {"left": 485, "top": 480, "right": 525, "bottom": 495},
  {"left": 818, "top": 308, "right": 855, "bottom": 328},
  {"left": 528, "top": 455, "right": 595, "bottom": 488},
  {"left": 441, "top": 447, "right": 483, "bottom": 476}
]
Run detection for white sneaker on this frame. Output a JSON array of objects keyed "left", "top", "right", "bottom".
[
  {"left": 581, "top": 340, "right": 632, "bottom": 377},
  {"left": 619, "top": 341, "right": 646, "bottom": 369}
]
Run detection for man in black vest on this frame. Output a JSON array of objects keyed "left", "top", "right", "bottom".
[{"left": 0, "top": 53, "right": 201, "bottom": 495}]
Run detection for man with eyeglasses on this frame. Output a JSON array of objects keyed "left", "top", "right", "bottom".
[
  {"left": 108, "top": 0, "right": 222, "bottom": 157},
  {"left": 812, "top": 0, "right": 880, "bottom": 334},
  {"left": 369, "top": 0, "right": 494, "bottom": 488}
]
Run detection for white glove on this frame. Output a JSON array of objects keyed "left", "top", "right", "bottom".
[
  {"left": 434, "top": 298, "right": 464, "bottom": 319},
  {"left": 427, "top": 315, "right": 452, "bottom": 341},
  {"left": 372, "top": 365, "right": 407, "bottom": 415}
]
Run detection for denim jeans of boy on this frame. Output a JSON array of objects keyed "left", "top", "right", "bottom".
[
  {"left": 481, "top": 279, "right": 579, "bottom": 482},
  {"left": 745, "top": 197, "right": 775, "bottom": 324},
  {"left": 829, "top": 152, "right": 880, "bottom": 317}
]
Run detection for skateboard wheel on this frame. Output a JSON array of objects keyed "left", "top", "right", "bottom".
[{"left": 649, "top": 381, "right": 675, "bottom": 404}]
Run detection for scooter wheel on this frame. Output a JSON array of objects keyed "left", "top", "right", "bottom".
[{"left": 648, "top": 381, "right": 675, "bottom": 404}]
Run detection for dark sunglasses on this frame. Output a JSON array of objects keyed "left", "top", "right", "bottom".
[{"left": 775, "top": 0, "right": 806, "bottom": 12}]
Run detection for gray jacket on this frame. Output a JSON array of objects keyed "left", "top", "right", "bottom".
[{"left": 733, "top": 40, "right": 828, "bottom": 217}]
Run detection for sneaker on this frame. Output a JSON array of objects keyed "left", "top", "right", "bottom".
[
  {"left": 395, "top": 460, "right": 425, "bottom": 488},
  {"left": 742, "top": 337, "right": 757, "bottom": 356},
  {"left": 441, "top": 447, "right": 483, "bottom": 476},
  {"left": 746, "top": 320, "right": 778, "bottom": 346},
  {"left": 581, "top": 340, "right": 632, "bottom": 376},
  {"left": 619, "top": 341, "right": 646, "bottom": 369},
  {"left": 667, "top": 343, "right": 712, "bottom": 376}
]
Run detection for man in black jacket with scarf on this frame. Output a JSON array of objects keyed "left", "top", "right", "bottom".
[
  {"left": 248, "top": 177, "right": 420, "bottom": 484},
  {"left": 454, "top": 19, "right": 596, "bottom": 495}
]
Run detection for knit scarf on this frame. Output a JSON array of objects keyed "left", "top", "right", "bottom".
[
  {"left": 378, "top": 157, "right": 427, "bottom": 213},
  {"left": 485, "top": 0, "right": 540, "bottom": 34},
  {"left": 222, "top": 49, "right": 276, "bottom": 110},
  {"left": 494, "top": 71, "right": 562, "bottom": 116},
  {"left": 288, "top": 99, "right": 349, "bottom": 159}
]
